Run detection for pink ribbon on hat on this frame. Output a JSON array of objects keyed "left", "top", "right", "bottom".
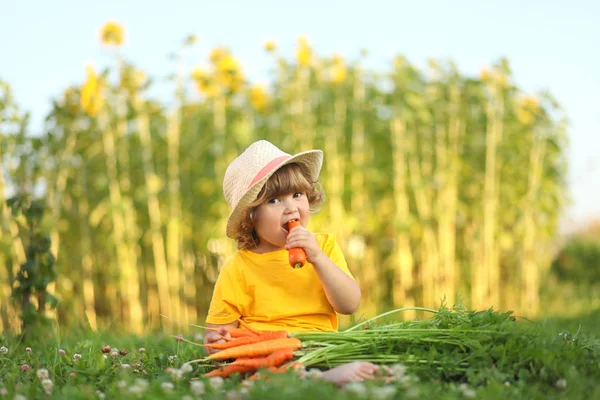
[{"left": 248, "top": 155, "right": 291, "bottom": 188}]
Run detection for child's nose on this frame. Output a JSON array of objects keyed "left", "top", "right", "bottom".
[{"left": 283, "top": 197, "right": 298, "bottom": 213}]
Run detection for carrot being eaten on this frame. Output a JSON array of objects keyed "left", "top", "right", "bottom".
[
  {"left": 204, "top": 330, "right": 288, "bottom": 350},
  {"left": 206, "top": 337, "right": 302, "bottom": 361},
  {"left": 287, "top": 219, "right": 306, "bottom": 269}
]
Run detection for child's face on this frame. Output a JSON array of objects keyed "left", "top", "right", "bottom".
[{"left": 253, "top": 191, "right": 310, "bottom": 253}]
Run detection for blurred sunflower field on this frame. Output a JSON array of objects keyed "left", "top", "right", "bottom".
[{"left": 0, "top": 21, "right": 571, "bottom": 335}]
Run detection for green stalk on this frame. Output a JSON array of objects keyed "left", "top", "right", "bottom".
[
  {"left": 407, "top": 139, "right": 439, "bottom": 306},
  {"left": 391, "top": 117, "right": 416, "bottom": 315},
  {"left": 77, "top": 167, "right": 97, "bottom": 330},
  {"left": 344, "top": 307, "right": 438, "bottom": 331},
  {"left": 47, "top": 124, "right": 77, "bottom": 259},
  {"left": 166, "top": 50, "right": 185, "bottom": 326},
  {"left": 479, "top": 79, "right": 504, "bottom": 309},
  {"left": 0, "top": 133, "right": 11, "bottom": 331},
  {"left": 133, "top": 92, "right": 171, "bottom": 320},
  {"left": 324, "top": 93, "right": 347, "bottom": 243},
  {"left": 520, "top": 129, "right": 547, "bottom": 314}
]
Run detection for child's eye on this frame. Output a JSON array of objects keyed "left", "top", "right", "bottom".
[
  {"left": 268, "top": 198, "right": 280, "bottom": 204},
  {"left": 293, "top": 192, "right": 304, "bottom": 198}
]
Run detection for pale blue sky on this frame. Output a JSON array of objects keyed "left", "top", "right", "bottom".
[{"left": 1, "top": 0, "right": 598, "bottom": 231}]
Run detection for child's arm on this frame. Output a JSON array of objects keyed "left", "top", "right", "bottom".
[
  {"left": 203, "top": 322, "right": 240, "bottom": 355},
  {"left": 286, "top": 228, "right": 361, "bottom": 315}
]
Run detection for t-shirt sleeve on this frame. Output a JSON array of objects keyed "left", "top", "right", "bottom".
[
  {"left": 206, "top": 265, "right": 242, "bottom": 325},
  {"left": 321, "top": 234, "right": 355, "bottom": 280}
]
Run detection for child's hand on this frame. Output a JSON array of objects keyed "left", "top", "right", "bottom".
[
  {"left": 285, "top": 225, "right": 324, "bottom": 265},
  {"left": 203, "top": 327, "right": 231, "bottom": 355}
]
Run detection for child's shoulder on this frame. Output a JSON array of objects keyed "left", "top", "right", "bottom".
[{"left": 219, "top": 252, "right": 246, "bottom": 272}]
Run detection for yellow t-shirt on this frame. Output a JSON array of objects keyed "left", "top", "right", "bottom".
[{"left": 206, "top": 233, "right": 354, "bottom": 332}]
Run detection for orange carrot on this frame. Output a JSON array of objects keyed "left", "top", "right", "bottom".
[
  {"left": 207, "top": 338, "right": 302, "bottom": 361},
  {"left": 228, "top": 327, "right": 258, "bottom": 338},
  {"left": 287, "top": 219, "right": 306, "bottom": 269},
  {"left": 231, "top": 348, "right": 294, "bottom": 369},
  {"left": 204, "top": 364, "right": 255, "bottom": 378},
  {"left": 204, "top": 330, "right": 288, "bottom": 350},
  {"left": 237, "top": 319, "right": 262, "bottom": 336},
  {"left": 247, "top": 365, "right": 291, "bottom": 381}
]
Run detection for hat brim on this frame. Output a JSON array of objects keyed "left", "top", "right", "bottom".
[{"left": 225, "top": 149, "right": 323, "bottom": 239}]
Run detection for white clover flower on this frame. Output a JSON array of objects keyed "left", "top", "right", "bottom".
[
  {"left": 305, "top": 368, "right": 324, "bottom": 380},
  {"left": 168, "top": 355, "right": 177, "bottom": 363},
  {"left": 555, "top": 379, "right": 567, "bottom": 389},
  {"left": 343, "top": 382, "right": 367, "bottom": 397},
  {"left": 241, "top": 380, "right": 254, "bottom": 389},
  {"left": 41, "top": 379, "right": 53, "bottom": 391},
  {"left": 133, "top": 379, "right": 149, "bottom": 390},
  {"left": 96, "top": 390, "right": 106, "bottom": 399},
  {"left": 160, "top": 382, "right": 174, "bottom": 392},
  {"left": 209, "top": 376, "right": 224, "bottom": 390},
  {"left": 128, "top": 379, "right": 150, "bottom": 396},
  {"left": 390, "top": 363, "right": 407, "bottom": 379},
  {"left": 171, "top": 368, "right": 184, "bottom": 380},
  {"left": 371, "top": 385, "right": 397, "bottom": 400},
  {"left": 111, "top": 352, "right": 118, "bottom": 357},
  {"left": 25, "top": 347, "right": 31, "bottom": 353},
  {"left": 73, "top": 354, "right": 82, "bottom": 362},
  {"left": 121, "top": 364, "right": 132, "bottom": 370},
  {"left": 58, "top": 349, "right": 66, "bottom": 355},
  {"left": 180, "top": 363, "right": 193, "bottom": 374},
  {"left": 117, "top": 380, "right": 127, "bottom": 389},
  {"left": 14, "top": 394, "right": 27, "bottom": 400},
  {"left": 190, "top": 380, "right": 205, "bottom": 395},
  {"left": 459, "top": 383, "right": 476, "bottom": 398},
  {"left": 0, "top": 346, "right": 7, "bottom": 355},
  {"left": 128, "top": 385, "right": 145, "bottom": 395},
  {"left": 138, "top": 348, "right": 145, "bottom": 353},
  {"left": 36, "top": 368, "right": 49, "bottom": 380},
  {"left": 225, "top": 390, "right": 245, "bottom": 400}
]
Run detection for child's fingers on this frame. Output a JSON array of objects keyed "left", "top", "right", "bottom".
[{"left": 217, "top": 327, "right": 232, "bottom": 339}]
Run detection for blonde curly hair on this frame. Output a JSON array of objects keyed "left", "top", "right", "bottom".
[{"left": 236, "top": 163, "right": 324, "bottom": 250}]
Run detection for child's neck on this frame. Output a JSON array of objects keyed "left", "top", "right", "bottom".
[{"left": 249, "top": 242, "right": 285, "bottom": 254}]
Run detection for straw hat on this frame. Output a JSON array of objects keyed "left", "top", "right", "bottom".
[{"left": 223, "top": 140, "right": 323, "bottom": 238}]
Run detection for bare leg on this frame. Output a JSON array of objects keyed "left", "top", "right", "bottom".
[{"left": 321, "top": 362, "right": 380, "bottom": 386}]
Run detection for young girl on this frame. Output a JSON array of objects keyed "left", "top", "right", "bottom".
[{"left": 204, "top": 140, "right": 380, "bottom": 385}]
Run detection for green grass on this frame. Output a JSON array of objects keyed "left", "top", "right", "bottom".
[{"left": 1, "top": 307, "right": 599, "bottom": 399}]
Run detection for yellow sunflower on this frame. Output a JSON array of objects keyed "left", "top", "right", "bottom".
[
  {"left": 296, "top": 37, "right": 312, "bottom": 67},
  {"left": 80, "top": 65, "right": 104, "bottom": 117},
  {"left": 264, "top": 40, "right": 276, "bottom": 52},
  {"left": 249, "top": 86, "right": 268, "bottom": 111},
  {"left": 99, "top": 21, "right": 125, "bottom": 47}
]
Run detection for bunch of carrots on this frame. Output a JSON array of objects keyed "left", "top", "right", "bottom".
[{"left": 202, "top": 320, "right": 303, "bottom": 379}]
